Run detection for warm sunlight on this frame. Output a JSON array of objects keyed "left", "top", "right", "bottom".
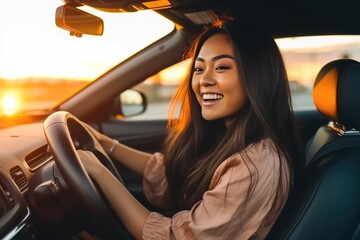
[
  {"left": 158, "top": 59, "right": 191, "bottom": 85},
  {"left": 1, "top": 92, "right": 20, "bottom": 115},
  {"left": 0, "top": 0, "right": 174, "bottom": 81},
  {"left": 276, "top": 36, "right": 360, "bottom": 51},
  {"left": 2, "top": 1, "right": 360, "bottom": 116},
  {"left": 0, "top": 0, "right": 174, "bottom": 116},
  {"left": 276, "top": 36, "right": 360, "bottom": 86}
]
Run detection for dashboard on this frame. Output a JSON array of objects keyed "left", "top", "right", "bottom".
[{"left": 0, "top": 121, "right": 56, "bottom": 239}]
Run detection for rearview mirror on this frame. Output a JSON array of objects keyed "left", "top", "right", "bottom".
[{"left": 55, "top": 4, "right": 104, "bottom": 37}]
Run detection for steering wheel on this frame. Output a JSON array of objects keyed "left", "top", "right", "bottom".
[{"left": 43, "top": 111, "right": 126, "bottom": 239}]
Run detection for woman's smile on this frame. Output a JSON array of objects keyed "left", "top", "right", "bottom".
[
  {"left": 192, "top": 33, "right": 247, "bottom": 124},
  {"left": 201, "top": 93, "right": 224, "bottom": 105}
]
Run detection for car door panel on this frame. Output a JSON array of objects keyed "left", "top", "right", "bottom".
[{"left": 100, "top": 119, "right": 167, "bottom": 151}]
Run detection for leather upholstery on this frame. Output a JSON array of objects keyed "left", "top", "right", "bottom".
[
  {"left": 266, "top": 59, "right": 360, "bottom": 240},
  {"left": 313, "top": 59, "right": 360, "bottom": 129}
]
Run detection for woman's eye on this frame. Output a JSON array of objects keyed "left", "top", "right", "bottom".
[
  {"left": 215, "top": 65, "right": 231, "bottom": 71},
  {"left": 193, "top": 67, "right": 203, "bottom": 73}
]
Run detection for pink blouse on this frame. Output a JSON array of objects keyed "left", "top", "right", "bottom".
[{"left": 142, "top": 138, "right": 290, "bottom": 240}]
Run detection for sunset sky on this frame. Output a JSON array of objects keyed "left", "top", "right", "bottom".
[
  {"left": 0, "top": 0, "right": 174, "bottom": 81},
  {"left": 2, "top": 0, "right": 360, "bottom": 83},
  {"left": 1, "top": 0, "right": 360, "bottom": 115}
]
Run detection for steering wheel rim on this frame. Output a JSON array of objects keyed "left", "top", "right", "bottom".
[{"left": 43, "top": 110, "right": 126, "bottom": 239}]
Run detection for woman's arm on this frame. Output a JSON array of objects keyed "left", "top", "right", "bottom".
[
  {"left": 84, "top": 122, "right": 152, "bottom": 176},
  {"left": 78, "top": 150, "right": 150, "bottom": 240}
]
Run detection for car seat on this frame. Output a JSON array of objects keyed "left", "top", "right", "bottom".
[{"left": 266, "top": 59, "right": 360, "bottom": 240}]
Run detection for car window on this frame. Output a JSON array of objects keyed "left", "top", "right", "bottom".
[
  {"left": 133, "top": 35, "right": 360, "bottom": 119},
  {"left": 278, "top": 36, "right": 360, "bottom": 110},
  {"left": 0, "top": 1, "right": 174, "bottom": 116}
]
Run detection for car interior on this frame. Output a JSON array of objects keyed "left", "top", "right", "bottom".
[
  {"left": 1, "top": 0, "right": 360, "bottom": 239},
  {"left": 267, "top": 58, "right": 360, "bottom": 239}
]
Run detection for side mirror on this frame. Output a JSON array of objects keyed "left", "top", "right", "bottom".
[
  {"left": 55, "top": 4, "right": 104, "bottom": 37},
  {"left": 112, "top": 89, "right": 147, "bottom": 117}
]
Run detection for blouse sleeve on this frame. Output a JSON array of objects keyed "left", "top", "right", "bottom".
[
  {"left": 143, "top": 152, "right": 168, "bottom": 209},
  {"left": 142, "top": 139, "right": 289, "bottom": 240}
]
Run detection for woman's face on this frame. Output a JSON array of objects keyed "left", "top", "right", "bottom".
[{"left": 192, "top": 33, "right": 248, "bottom": 127}]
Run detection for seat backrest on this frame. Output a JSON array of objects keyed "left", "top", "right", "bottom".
[{"left": 266, "top": 59, "right": 360, "bottom": 240}]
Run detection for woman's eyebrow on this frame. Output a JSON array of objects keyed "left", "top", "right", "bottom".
[{"left": 195, "top": 54, "right": 235, "bottom": 62}]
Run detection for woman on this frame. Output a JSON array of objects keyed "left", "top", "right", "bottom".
[{"left": 78, "top": 19, "right": 302, "bottom": 239}]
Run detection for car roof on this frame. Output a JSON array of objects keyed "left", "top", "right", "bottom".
[{"left": 65, "top": 0, "right": 360, "bottom": 38}]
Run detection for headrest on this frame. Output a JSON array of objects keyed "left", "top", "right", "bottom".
[{"left": 313, "top": 59, "right": 360, "bottom": 129}]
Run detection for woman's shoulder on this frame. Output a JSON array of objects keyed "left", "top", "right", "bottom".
[
  {"left": 231, "top": 138, "right": 278, "bottom": 164},
  {"left": 209, "top": 138, "right": 281, "bottom": 188},
  {"left": 245, "top": 137, "right": 277, "bottom": 153}
]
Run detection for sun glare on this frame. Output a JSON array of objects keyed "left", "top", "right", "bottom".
[
  {"left": 0, "top": 1, "right": 174, "bottom": 81},
  {"left": 1, "top": 93, "right": 20, "bottom": 115},
  {"left": 159, "top": 59, "right": 191, "bottom": 85}
]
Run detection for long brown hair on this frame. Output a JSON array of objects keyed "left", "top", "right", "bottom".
[{"left": 162, "top": 20, "right": 302, "bottom": 213}]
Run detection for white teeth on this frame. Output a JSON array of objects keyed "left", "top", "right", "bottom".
[{"left": 202, "top": 94, "right": 223, "bottom": 100}]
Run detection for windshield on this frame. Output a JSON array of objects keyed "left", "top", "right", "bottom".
[
  {"left": 0, "top": 0, "right": 174, "bottom": 116},
  {"left": 2, "top": 1, "right": 360, "bottom": 117}
]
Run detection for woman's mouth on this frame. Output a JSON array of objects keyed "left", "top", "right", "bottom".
[{"left": 202, "top": 93, "right": 224, "bottom": 105}]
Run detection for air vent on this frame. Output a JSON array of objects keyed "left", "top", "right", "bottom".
[
  {"left": 25, "top": 145, "right": 53, "bottom": 171},
  {"left": 9, "top": 166, "right": 28, "bottom": 192}
]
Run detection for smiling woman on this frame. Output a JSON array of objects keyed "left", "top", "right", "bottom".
[
  {"left": 0, "top": 0, "right": 174, "bottom": 116},
  {"left": 1, "top": 0, "right": 360, "bottom": 239}
]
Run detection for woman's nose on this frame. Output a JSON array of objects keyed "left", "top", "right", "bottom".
[{"left": 199, "top": 70, "right": 216, "bottom": 86}]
